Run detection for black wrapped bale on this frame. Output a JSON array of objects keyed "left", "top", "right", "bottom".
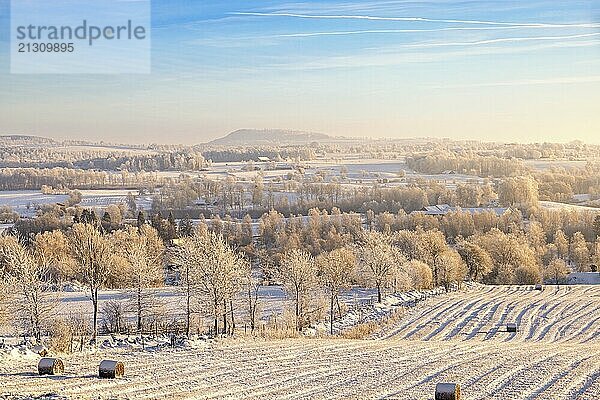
[
  {"left": 506, "top": 323, "right": 517, "bottom": 332},
  {"left": 435, "top": 382, "right": 461, "bottom": 400},
  {"left": 534, "top": 284, "right": 543, "bottom": 291},
  {"left": 99, "top": 360, "right": 125, "bottom": 379},
  {"left": 38, "top": 358, "right": 64, "bottom": 375}
]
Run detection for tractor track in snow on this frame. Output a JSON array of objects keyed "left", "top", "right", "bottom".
[{"left": 2, "top": 284, "right": 599, "bottom": 399}]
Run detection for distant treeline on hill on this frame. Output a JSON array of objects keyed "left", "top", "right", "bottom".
[
  {"left": 0, "top": 151, "right": 207, "bottom": 172},
  {"left": 200, "top": 147, "right": 316, "bottom": 163}
]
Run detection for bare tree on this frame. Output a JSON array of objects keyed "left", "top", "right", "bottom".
[
  {"left": 0, "top": 235, "right": 57, "bottom": 343},
  {"left": 357, "top": 232, "right": 404, "bottom": 303},
  {"left": 69, "top": 223, "right": 114, "bottom": 343},
  {"left": 171, "top": 234, "right": 200, "bottom": 337},
  {"left": 243, "top": 269, "right": 262, "bottom": 334},
  {"left": 544, "top": 258, "right": 569, "bottom": 285},
  {"left": 101, "top": 300, "right": 126, "bottom": 334},
  {"left": 113, "top": 225, "right": 165, "bottom": 331},
  {"left": 316, "top": 247, "right": 356, "bottom": 334},
  {"left": 172, "top": 231, "right": 247, "bottom": 336},
  {"left": 276, "top": 249, "right": 317, "bottom": 331}
]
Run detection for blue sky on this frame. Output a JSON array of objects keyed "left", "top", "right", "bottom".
[{"left": 0, "top": 0, "right": 599, "bottom": 144}]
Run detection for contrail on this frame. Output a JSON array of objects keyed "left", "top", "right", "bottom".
[
  {"left": 272, "top": 25, "right": 584, "bottom": 38},
  {"left": 232, "top": 12, "right": 600, "bottom": 29},
  {"left": 405, "top": 32, "right": 600, "bottom": 48}
]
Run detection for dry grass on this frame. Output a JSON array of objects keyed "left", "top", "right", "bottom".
[
  {"left": 339, "top": 307, "right": 407, "bottom": 339},
  {"left": 48, "top": 319, "right": 73, "bottom": 353},
  {"left": 340, "top": 322, "right": 379, "bottom": 339},
  {"left": 259, "top": 326, "right": 301, "bottom": 339}
]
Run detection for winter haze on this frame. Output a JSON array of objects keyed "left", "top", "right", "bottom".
[{"left": 0, "top": 0, "right": 599, "bottom": 143}]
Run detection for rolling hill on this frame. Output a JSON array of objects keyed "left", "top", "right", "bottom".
[{"left": 208, "top": 129, "right": 332, "bottom": 146}]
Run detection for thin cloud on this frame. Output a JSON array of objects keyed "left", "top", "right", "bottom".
[
  {"left": 258, "top": 39, "right": 600, "bottom": 71},
  {"left": 232, "top": 11, "right": 600, "bottom": 28},
  {"left": 432, "top": 76, "right": 600, "bottom": 89},
  {"left": 405, "top": 32, "right": 600, "bottom": 48},
  {"left": 272, "top": 25, "right": 597, "bottom": 38}
]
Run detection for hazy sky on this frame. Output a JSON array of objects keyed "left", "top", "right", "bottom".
[{"left": 0, "top": 0, "right": 599, "bottom": 144}]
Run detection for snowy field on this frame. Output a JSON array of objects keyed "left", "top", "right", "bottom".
[
  {"left": 0, "top": 191, "right": 68, "bottom": 217},
  {"left": 524, "top": 159, "right": 589, "bottom": 171},
  {"left": 375, "top": 284, "right": 600, "bottom": 343},
  {"left": 77, "top": 189, "right": 153, "bottom": 212},
  {"left": 53, "top": 285, "right": 379, "bottom": 329},
  {"left": 539, "top": 201, "right": 599, "bottom": 212},
  {"left": 2, "top": 284, "right": 599, "bottom": 399},
  {"left": 0, "top": 190, "right": 153, "bottom": 217},
  {"left": 173, "top": 158, "right": 481, "bottom": 188},
  {"left": 2, "top": 338, "right": 598, "bottom": 400}
]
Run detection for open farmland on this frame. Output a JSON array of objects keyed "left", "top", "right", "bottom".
[
  {"left": 377, "top": 284, "right": 600, "bottom": 343},
  {"left": 3, "top": 284, "right": 599, "bottom": 399}
]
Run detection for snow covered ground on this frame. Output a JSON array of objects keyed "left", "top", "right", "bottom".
[
  {"left": 53, "top": 285, "right": 379, "bottom": 329},
  {"left": 539, "top": 201, "right": 599, "bottom": 212},
  {"left": 568, "top": 272, "right": 600, "bottom": 285},
  {"left": 375, "top": 284, "right": 600, "bottom": 343},
  {"left": 2, "top": 337, "right": 599, "bottom": 400},
  {"left": 0, "top": 191, "right": 68, "bottom": 218},
  {"left": 0, "top": 189, "right": 153, "bottom": 217},
  {"left": 1, "top": 284, "right": 599, "bottom": 399}
]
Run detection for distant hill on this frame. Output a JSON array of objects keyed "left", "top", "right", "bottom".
[
  {"left": 209, "top": 129, "right": 332, "bottom": 146},
  {"left": 0, "top": 135, "right": 57, "bottom": 146}
]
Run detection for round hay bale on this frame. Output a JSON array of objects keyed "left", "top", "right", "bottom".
[
  {"left": 435, "top": 382, "right": 461, "bottom": 400},
  {"left": 38, "top": 358, "right": 64, "bottom": 375},
  {"left": 506, "top": 323, "right": 517, "bottom": 333},
  {"left": 99, "top": 360, "right": 125, "bottom": 379}
]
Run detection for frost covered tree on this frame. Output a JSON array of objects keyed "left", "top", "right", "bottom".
[
  {"left": 592, "top": 238, "right": 600, "bottom": 270},
  {"left": 113, "top": 225, "right": 165, "bottom": 331},
  {"left": 456, "top": 240, "right": 493, "bottom": 282},
  {"left": 554, "top": 230, "right": 569, "bottom": 260},
  {"left": 594, "top": 215, "right": 600, "bottom": 239},
  {"left": 413, "top": 229, "right": 448, "bottom": 284},
  {"left": 407, "top": 260, "right": 433, "bottom": 290},
  {"left": 357, "top": 232, "right": 405, "bottom": 303},
  {"left": 473, "top": 229, "right": 539, "bottom": 285},
  {"left": 0, "top": 281, "right": 9, "bottom": 327},
  {"left": 171, "top": 237, "right": 198, "bottom": 337},
  {"left": 316, "top": 247, "right": 356, "bottom": 334},
  {"left": 570, "top": 232, "right": 590, "bottom": 271},
  {"left": 243, "top": 270, "right": 262, "bottom": 334},
  {"left": 33, "top": 230, "right": 73, "bottom": 283},
  {"left": 434, "top": 250, "right": 467, "bottom": 292},
  {"left": 544, "top": 258, "right": 569, "bottom": 285},
  {"left": 498, "top": 176, "right": 539, "bottom": 209},
  {"left": 276, "top": 249, "right": 317, "bottom": 331},
  {"left": 69, "top": 223, "right": 114, "bottom": 343},
  {"left": 514, "top": 264, "right": 542, "bottom": 285},
  {"left": 0, "top": 235, "right": 57, "bottom": 343},
  {"left": 172, "top": 231, "right": 248, "bottom": 336}
]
